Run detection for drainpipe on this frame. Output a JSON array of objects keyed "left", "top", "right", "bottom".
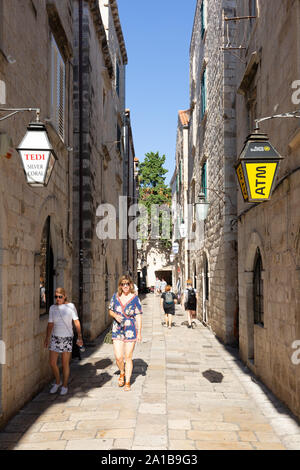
[{"left": 78, "top": 0, "right": 83, "bottom": 327}]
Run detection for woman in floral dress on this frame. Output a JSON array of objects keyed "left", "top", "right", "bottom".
[{"left": 109, "top": 275, "right": 143, "bottom": 391}]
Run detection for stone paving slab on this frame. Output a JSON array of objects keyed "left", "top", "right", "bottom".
[{"left": 1, "top": 294, "right": 300, "bottom": 450}]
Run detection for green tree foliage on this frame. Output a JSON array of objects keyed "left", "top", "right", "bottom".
[{"left": 138, "top": 152, "right": 172, "bottom": 245}]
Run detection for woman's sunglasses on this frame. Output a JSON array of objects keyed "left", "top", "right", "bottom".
[
  {"left": 55, "top": 295, "right": 64, "bottom": 299},
  {"left": 121, "top": 282, "right": 130, "bottom": 287}
]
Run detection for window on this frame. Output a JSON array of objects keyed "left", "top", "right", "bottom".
[
  {"left": 191, "top": 180, "right": 196, "bottom": 224},
  {"left": 105, "top": 261, "right": 109, "bottom": 302},
  {"left": 0, "top": 0, "right": 3, "bottom": 53},
  {"left": 116, "top": 60, "right": 120, "bottom": 96},
  {"left": 179, "top": 161, "right": 182, "bottom": 186},
  {"left": 253, "top": 248, "right": 264, "bottom": 325},
  {"left": 51, "top": 34, "right": 65, "bottom": 141},
  {"left": 204, "top": 254, "right": 209, "bottom": 301},
  {"left": 200, "top": 0, "right": 206, "bottom": 38},
  {"left": 249, "top": 0, "right": 256, "bottom": 16},
  {"left": 201, "top": 162, "right": 207, "bottom": 199},
  {"left": 117, "top": 125, "right": 122, "bottom": 154},
  {"left": 103, "top": 88, "right": 106, "bottom": 110},
  {"left": 247, "top": 86, "right": 257, "bottom": 133},
  {"left": 39, "top": 217, "right": 54, "bottom": 315},
  {"left": 201, "top": 69, "right": 207, "bottom": 119}
]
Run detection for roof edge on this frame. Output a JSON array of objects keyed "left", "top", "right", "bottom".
[{"left": 109, "top": 0, "right": 128, "bottom": 65}]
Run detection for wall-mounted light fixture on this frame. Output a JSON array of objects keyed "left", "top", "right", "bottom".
[{"left": 0, "top": 108, "right": 57, "bottom": 187}]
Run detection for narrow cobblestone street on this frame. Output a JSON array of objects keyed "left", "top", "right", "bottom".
[{"left": 1, "top": 294, "right": 300, "bottom": 451}]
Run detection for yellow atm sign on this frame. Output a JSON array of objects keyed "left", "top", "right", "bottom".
[
  {"left": 245, "top": 162, "right": 278, "bottom": 201},
  {"left": 236, "top": 132, "right": 283, "bottom": 203},
  {"left": 236, "top": 163, "right": 249, "bottom": 201}
]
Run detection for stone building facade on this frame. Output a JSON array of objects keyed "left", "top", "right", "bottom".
[
  {"left": 172, "top": 110, "right": 190, "bottom": 295},
  {"left": 0, "top": 0, "right": 136, "bottom": 426},
  {"left": 235, "top": 0, "right": 300, "bottom": 419},
  {"left": 72, "top": 0, "right": 128, "bottom": 341},
  {"left": 0, "top": 0, "right": 74, "bottom": 425},
  {"left": 187, "top": 0, "right": 238, "bottom": 344}
]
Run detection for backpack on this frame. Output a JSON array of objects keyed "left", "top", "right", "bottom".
[
  {"left": 187, "top": 288, "right": 196, "bottom": 307},
  {"left": 164, "top": 291, "right": 174, "bottom": 304}
]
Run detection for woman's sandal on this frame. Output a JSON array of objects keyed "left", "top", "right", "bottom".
[
  {"left": 124, "top": 382, "right": 131, "bottom": 391},
  {"left": 118, "top": 372, "right": 125, "bottom": 387}
]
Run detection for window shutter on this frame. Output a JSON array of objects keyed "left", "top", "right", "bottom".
[
  {"left": 51, "top": 35, "right": 65, "bottom": 141},
  {"left": 116, "top": 61, "right": 120, "bottom": 96}
]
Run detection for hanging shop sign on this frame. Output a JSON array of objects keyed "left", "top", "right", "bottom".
[
  {"left": 235, "top": 132, "right": 283, "bottom": 203},
  {"left": 16, "top": 122, "right": 57, "bottom": 187}
]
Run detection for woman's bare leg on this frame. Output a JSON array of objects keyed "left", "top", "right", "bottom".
[
  {"left": 49, "top": 351, "right": 60, "bottom": 384},
  {"left": 113, "top": 340, "right": 125, "bottom": 374},
  {"left": 61, "top": 351, "right": 72, "bottom": 387},
  {"left": 124, "top": 341, "right": 136, "bottom": 384}
]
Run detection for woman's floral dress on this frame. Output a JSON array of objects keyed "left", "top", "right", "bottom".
[{"left": 109, "top": 293, "right": 143, "bottom": 342}]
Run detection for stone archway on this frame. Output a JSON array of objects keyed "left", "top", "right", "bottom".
[{"left": 35, "top": 196, "right": 67, "bottom": 314}]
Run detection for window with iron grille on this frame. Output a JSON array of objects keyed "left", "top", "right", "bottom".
[
  {"left": 51, "top": 34, "right": 65, "bottom": 141},
  {"left": 253, "top": 248, "right": 264, "bottom": 325}
]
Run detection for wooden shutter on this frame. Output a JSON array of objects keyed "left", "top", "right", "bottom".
[{"left": 51, "top": 34, "right": 65, "bottom": 141}]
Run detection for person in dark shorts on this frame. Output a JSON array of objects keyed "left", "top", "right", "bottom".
[{"left": 160, "top": 285, "right": 177, "bottom": 329}]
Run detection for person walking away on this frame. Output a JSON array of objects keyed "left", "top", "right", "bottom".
[
  {"left": 161, "top": 285, "right": 177, "bottom": 329},
  {"left": 44, "top": 288, "right": 83, "bottom": 395},
  {"left": 160, "top": 278, "right": 167, "bottom": 293},
  {"left": 155, "top": 277, "right": 161, "bottom": 296},
  {"left": 183, "top": 280, "right": 198, "bottom": 328},
  {"left": 109, "top": 275, "right": 143, "bottom": 391}
]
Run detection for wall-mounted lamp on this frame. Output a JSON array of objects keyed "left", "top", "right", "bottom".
[{"left": 0, "top": 108, "right": 57, "bottom": 187}]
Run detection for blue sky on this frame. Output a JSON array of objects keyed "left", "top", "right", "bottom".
[{"left": 117, "top": 0, "right": 196, "bottom": 184}]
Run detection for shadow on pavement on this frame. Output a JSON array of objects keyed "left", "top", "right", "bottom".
[
  {"left": 202, "top": 369, "right": 224, "bottom": 383},
  {"left": 0, "top": 323, "right": 148, "bottom": 449}
]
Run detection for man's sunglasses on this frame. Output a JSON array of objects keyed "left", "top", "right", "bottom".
[{"left": 55, "top": 295, "right": 64, "bottom": 299}]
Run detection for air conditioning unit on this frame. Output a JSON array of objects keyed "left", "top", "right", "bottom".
[{"left": 0, "top": 132, "right": 13, "bottom": 159}]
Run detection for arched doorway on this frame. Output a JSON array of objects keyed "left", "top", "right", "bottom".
[
  {"left": 39, "top": 216, "right": 55, "bottom": 316},
  {"left": 253, "top": 248, "right": 264, "bottom": 327},
  {"left": 202, "top": 253, "right": 209, "bottom": 323}
]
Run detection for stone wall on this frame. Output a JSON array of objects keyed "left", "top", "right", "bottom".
[
  {"left": 0, "top": 0, "right": 73, "bottom": 424},
  {"left": 72, "top": 0, "right": 126, "bottom": 340},
  {"left": 188, "top": 0, "right": 238, "bottom": 344},
  {"left": 236, "top": 0, "right": 300, "bottom": 419}
]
